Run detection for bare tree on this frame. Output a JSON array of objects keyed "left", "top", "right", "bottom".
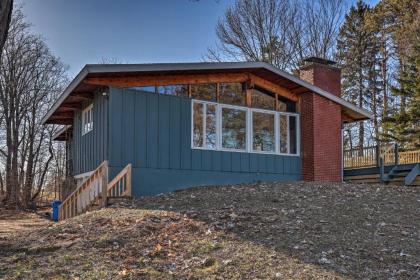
[
  {"left": 206, "top": 0, "right": 345, "bottom": 71},
  {"left": 0, "top": 0, "right": 12, "bottom": 53},
  {"left": 0, "top": 9, "right": 67, "bottom": 207}
]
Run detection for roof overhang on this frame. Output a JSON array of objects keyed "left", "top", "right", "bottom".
[
  {"left": 42, "top": 62, "right": 372, "bottom": 125},
  {"left": 52, "top": 125, "right": 73, "bottom": 141}
]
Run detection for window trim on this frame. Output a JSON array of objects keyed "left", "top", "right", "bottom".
[
  {"left": 219, "top": 103, "right": 248, "bottom": 152},
  {"left": 191, "top": 99, "right": 300, "bottom": 156},
  {"left": 250, "top": 108, "right": 277, "bottom": 154},
  {"left": 190, "top": 100, "right": 219, "bottom": 151},
  {"left": 82, "top": 103, "right": 93, "bottom": 136}
]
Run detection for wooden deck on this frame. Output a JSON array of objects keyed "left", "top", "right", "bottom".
[
  {"left": 343, "top": 144, "right": 420, "bottom": 186},
  {"left": 344, "top": 144, "right": 420, "bottom": 169}
]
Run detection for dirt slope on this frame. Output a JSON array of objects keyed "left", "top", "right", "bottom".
[{"left": 0, "top": 182, "right": 419, "bottom": 279}]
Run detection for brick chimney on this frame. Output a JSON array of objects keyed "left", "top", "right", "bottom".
[
  {"left": 298, "top": 57, "right": 343, "bottom": 182},
  {"left": 299, "top": 57, "right": 341, "bottom": 96}
]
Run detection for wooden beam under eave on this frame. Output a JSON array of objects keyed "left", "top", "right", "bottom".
[
  {"left": 290, "top": 87, "right": 311, "bottom": 95},
  {"left": 72, "top": 92, "right": 94, "bottom": 100},
  {"left": 60, "top": 102, "right": 83, "bottom": 110},
  {"left": 50, "top": 111, "right": 74, "bottom": 118},
  {"left": 248, "top": 74, "right": 298, "bottom": 102},
  {"left": 342, "top": 111, "right": 356, "bottom": 123},
  {"left": 83, "top": 73, "right": 250, "bottom": 88},
  {"left": 45, "top": 118, "right": 73, "bottom": 125}
]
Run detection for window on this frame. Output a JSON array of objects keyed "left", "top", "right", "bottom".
[
  {"left": 279, "top": 115, "right": 288, "bottom": 153},
  {"left": 277, "top": 96, "right": 296, "bottom": 112},
  {"left": 192, "top": 101, "right": 217, "bottom": 149},
  {"left": 157, "top": 85, "right": 188, "bottom": 97},
  {"left": 127, "top": 86, "right": 156, "bottom": 93},
  {"left": 289, "top": 115, "right": 298, "bottom": 154},
  {"left": 192, "top": 103, "right": 204, "bottom": 147},
  {"left": 206, "top": 104, "right": 217, "bottom": 149},
  {"left": 82, "top": 104, "right": 93, "bottom": 135},
  {"left": 278, "top": 114, "right": 299, "bottom": 155},
  {"left": 252, "top": 111, "right": 275, "bottom": 152},
  {"left": 252, "top": 87, "right": 276, "bottom": 110},
  {"left": 220, "top": 83, "right": 246, "bottom": 106},
  {"left": 191, "top": 84, "right": 217, "bottom": 101},
  {"left": 191, "top": 100, "right": 299, "bottom": 156},
  {"left": 221, "top": 106, "right": 247, "bottom": 150}
]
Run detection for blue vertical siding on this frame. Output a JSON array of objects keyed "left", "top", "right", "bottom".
[
  {"left": 72, "top": 91, "right": 108, "bottom": 175},
  {"left": 107, "top": 87, "right": 301, "bottom": 196}
]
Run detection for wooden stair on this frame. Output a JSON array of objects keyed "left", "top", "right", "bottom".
[
  {"left": 59, "top": 161, "right": 132, "bottom": 220},
  {"left": 384, "top": 163, "right": 420, "bottom": 186}
]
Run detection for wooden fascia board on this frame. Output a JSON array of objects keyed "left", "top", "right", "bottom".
[
  {"left": 84, "top": 72, "right": 298, "bottom": 102},
  {"left": 83, "top": 73, "right": 249, "bottom": 88}
]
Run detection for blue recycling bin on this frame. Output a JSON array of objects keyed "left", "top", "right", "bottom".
[{"left": 51, "top": 200, "right": 61, "bottom": 221}]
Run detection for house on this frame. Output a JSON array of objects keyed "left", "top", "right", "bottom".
[{"left": 43, "top": 58, "right": 371, "bottom": 198}]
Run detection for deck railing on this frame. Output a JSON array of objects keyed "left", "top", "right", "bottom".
[
  {"left": 108, "top": 164, "right": 132, "bottom": 197},
  {"left": 59, "top": 161, "right": 108, "bottom": 220},
  {"left": 399, "top": 150, "right": 420, "bottom": 165},
  {"left": 58, "top": 162, "right": 132, "bottom": 220},
  {"left": 344, "top": 143, "right": 420, "bottom": 169}
]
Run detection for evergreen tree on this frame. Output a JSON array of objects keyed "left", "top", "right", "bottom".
[
  {"left": 378, "top": 0, "right": 419, "bottom": 149},
  {"left": 336, "top": 0, "right": 378, "bottom": 148}
]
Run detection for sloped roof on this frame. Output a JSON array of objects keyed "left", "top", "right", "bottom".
[{"left": 42, "top": 62, "right": 372, "bottom": 124}]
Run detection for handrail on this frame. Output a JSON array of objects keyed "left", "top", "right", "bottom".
[
  {"left": 107, "top": 164, "right": 132, "bottom": 197},
  {"left": 344, "top": 142, "right": 420, "bottom": 169},
  {"left": 59, "top": 161, "right": 108, "bottom": 221},
  {"left": 399, "top": 150, "right": 420, "bottom": 165}
]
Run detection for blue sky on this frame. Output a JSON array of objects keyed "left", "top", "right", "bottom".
[{"left": 16, "top": 0, "right": 379, "bottom": 77}]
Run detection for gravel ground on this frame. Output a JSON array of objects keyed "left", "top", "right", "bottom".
[{"left": 0, "top": 182, "right": 419, "bottom": 279}]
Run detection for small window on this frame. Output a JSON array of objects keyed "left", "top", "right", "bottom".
[
  {"left": 157, "top": 85, "right": 189, "bottom": 97},
  {"left": 191, "top": 84, "right": 217, "bottom": 101},
  {"left": 221, "top": 106, "right": 247, "bottom": 151},
  {"left": 252, "top": 87, "right": 276, "bottom": 110},
  {"left": 127, "top": 86, "right": 156, "bottom": 93},
  {"left": 278, "top": 114, "right": 299, "bottom": 154},
  {"left": 82, "top": 104, "right": 93, "bottom": 135},
  {"left": 252, "top": 111, "right": 275, "bottom": 152},
  {"left": 220, "top": 83, "right": 246, "bottom": 106},
  {"left": 277, "top": 97, "right": 287, "bottom": 112},
  {"left": 278, "top": 95, "right": 296, "bottom": 112}
]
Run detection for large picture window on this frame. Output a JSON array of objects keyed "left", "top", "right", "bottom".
[
  {"left": 192, "top": 101, "right": 218, "bottom": 149},
  {"left": 252, "top": 111, "right": 275, "bottom": 152},
  {"left": 221, "top": 107, "right": 247, "bottom": 150},
  {"left": 82, "top": 104, "right": 93, "bottom": 135},
  {"left": 192, "top": 100, "right": 299, "bottom": 156}
]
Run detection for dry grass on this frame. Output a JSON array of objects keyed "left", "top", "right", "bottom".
[{"left": 0, "top": 182, "right": 419, "bottom": 279}]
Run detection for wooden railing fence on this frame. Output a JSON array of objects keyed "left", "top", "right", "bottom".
[
  {"left": 58, "top": 161, "right": 132, "bottom": 220},
  {"left": 108, "top": 164, "right": 132, "bottom": 197},
  {"left": 344, "top": 143, "right": 420, "bottom": 169}
]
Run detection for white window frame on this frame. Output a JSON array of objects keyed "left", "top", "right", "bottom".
[
  {"left": 191, "top": 100, "right": 218, "bottom": 150},
  {"left": 191, "top": 99, "right": 300, "bottom": 156},
  {"left": 82, "top": 104, "right": 93, "bottom": 136},
  {"left": 250, "top": 108, "right": 277, "bottom": 154},
  {"left": 219, "top": 103, "right": 248, "bottom": 152}
]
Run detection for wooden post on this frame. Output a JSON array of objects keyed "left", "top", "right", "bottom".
[
  {"left": 394, "top": 144, "right": 399, "bottom": 166},
  {"left": 375, "top": 145, "right": 380, "bottom": 167},
  {"left": 126, "top": 164, "right": 132, "bottom": 196},
  {"left": 101, "top": 161, "right": 108, "bottom": 207},
  {"left": 379, "top": 157, "right": 385, "bottom": 183}
]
